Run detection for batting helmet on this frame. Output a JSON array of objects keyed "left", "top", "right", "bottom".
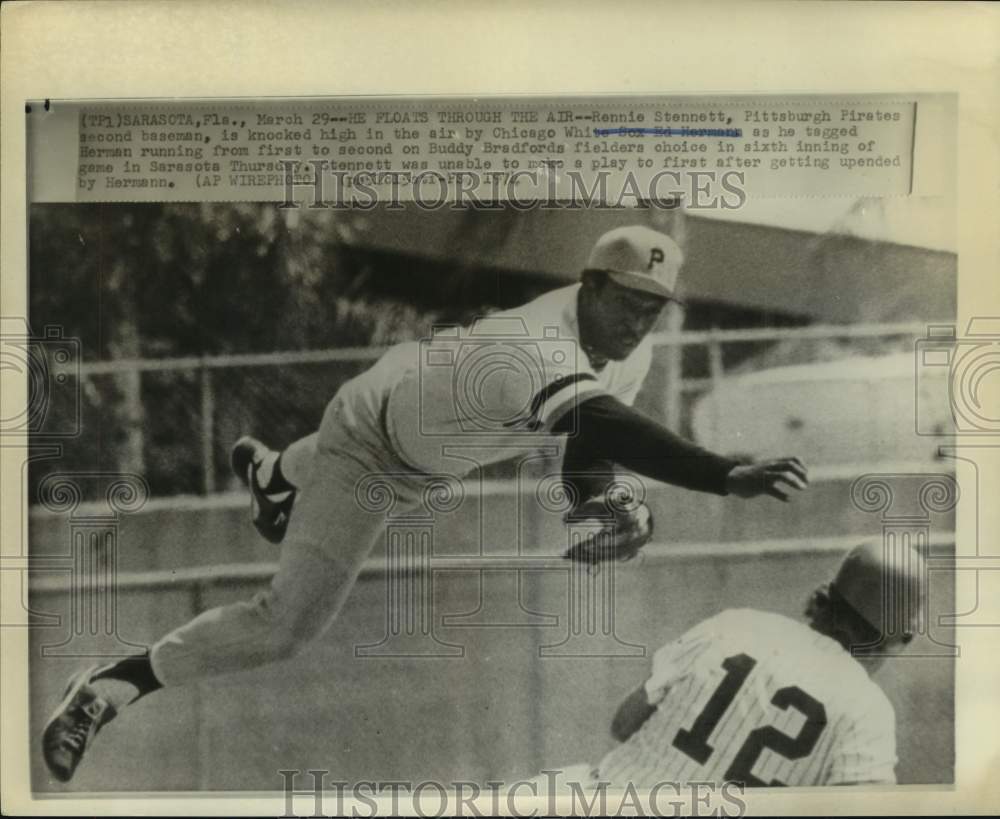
[{"left": 831, "top": 541, "right": 926, "bottom": 640}]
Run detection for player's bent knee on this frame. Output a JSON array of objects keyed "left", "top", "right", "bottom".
[{"left": 247, "top": 591, "right": 330, "bottom": 661}]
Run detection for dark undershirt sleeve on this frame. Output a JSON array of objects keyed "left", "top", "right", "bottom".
[
  {"left": 553, "top": 394, "right": 739, "bottom": 496},
  {"left": 561, "top": 435, "right": 617, "bottom": 506}
]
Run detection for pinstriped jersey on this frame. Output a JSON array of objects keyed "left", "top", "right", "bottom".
[
  {"left": 381, "top": 284, "right": 652, "bottom": 474},
  {"left": 598, "top": 609, "right": 897, "bottom": 788}
]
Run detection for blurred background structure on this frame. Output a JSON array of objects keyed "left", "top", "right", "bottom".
[
  {"left": 26, "top": 202, "right": 957, "bottom": 790},
  {"left": 27, "top": 201, "right": 956, "bottom": 499}
]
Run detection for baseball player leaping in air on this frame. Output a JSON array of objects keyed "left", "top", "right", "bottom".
[
  {"left": 43, "top": 226, "right": 808, "bottom": 783},
  {"left": 537, "top": 541, "right": 922, "bottom": 790}
]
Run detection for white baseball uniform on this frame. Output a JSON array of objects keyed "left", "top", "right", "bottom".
[
  {"left": 278, "top": 283, "right": 650, "bottom": 488},
  {"left": 150, "top": 284, "right": 651, "bottom": 686},
  {"left": 597, "top": 608, "right": 898, "bottom": 787},
  {"left": 386, "top": 283, "right": 651, "bottom": 474}
]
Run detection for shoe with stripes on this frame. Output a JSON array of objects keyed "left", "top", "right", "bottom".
[
  {"left": 42, "top": 667, "right": 117, "bottom": 783},
  {"left": 230, "top": 435, "right": 294, "bottom": 544}
]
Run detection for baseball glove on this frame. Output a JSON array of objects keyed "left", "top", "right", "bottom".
[{"left": 562, "top": 497, "right": 654, "bottom": 565}]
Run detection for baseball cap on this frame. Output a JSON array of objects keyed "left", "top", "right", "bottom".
[
  {"left": 586, "top": 225, "right": 684, "bottom": 300},
  {"left": 831, "top": 541, "right": 926, "bottom": 636}
]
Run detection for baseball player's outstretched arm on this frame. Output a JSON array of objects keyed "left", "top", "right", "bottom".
[
  {"left": 552, "top": 394, "right": 808, "bottom": 500},
  {"left": 561, "top": 434, "right": 617, "bottom": 504}
]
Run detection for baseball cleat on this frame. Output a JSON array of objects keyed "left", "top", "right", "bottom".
[
  {"left": 42, "top": 667, "right": 117, "bottom": 783},
  {"left": 230, "top": 436, "right": 294, "bottom": 544},
  {"left": 230, "top": 435, "right": 270, "bottom": 488}
]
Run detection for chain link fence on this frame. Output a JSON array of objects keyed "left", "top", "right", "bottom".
[{"left": 26, "top": 321, "right": 938, "bottom": 504}]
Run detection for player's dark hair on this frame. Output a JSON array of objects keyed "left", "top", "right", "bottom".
[{"left": 805, "top": 584, "right": 883, "bottom": 652}]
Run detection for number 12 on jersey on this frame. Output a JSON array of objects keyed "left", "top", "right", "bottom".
[{"left": 672, "top": 653, "right": 828, "bottom": 786}]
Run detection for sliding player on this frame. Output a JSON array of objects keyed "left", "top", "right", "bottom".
[{"left": 542, "top": 541, "right": 920, "bottom": 790}]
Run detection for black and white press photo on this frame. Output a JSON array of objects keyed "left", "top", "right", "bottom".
[{"left": 4, "top": 65, "right": 992, "bottom": 817}]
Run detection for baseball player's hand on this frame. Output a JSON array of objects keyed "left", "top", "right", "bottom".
[
  {"left": 725, "top": 457, "right": 809, "bottom": 501},
  {"left": 562, "top": 497, "right": 654, "bottom": 564}
]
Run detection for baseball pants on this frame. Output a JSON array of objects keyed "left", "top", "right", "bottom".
[{"left": 149, "top": 390, "right": 425, "bottom": 687}]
